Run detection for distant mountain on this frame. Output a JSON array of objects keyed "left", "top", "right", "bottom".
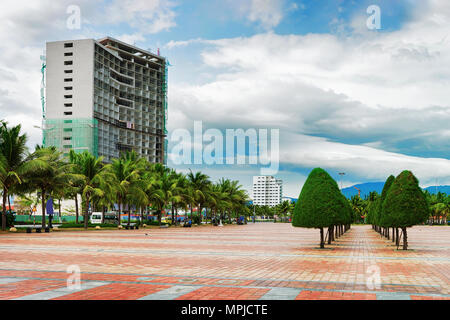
[
  {"left": 342, "top": 182, "right": 385, "bottom": 199},
  {"left": 283, "top": 197, "right": 298, "bottom": 203},
  {"left": 342, "top": 182, "right": 450, "bottom": 199},
  {"left": 423, "top": 185, "right": 450, "bottom": 195}
]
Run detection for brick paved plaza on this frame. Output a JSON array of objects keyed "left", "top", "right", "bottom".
[{"left": 0, "top": 224, "right": 448, "bottom": 300}]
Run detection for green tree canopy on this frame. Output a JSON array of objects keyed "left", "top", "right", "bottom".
[
  {"left": 292, "top": 168, "right": 348, "bottom": 228},
  {"left": 382, "top": 170, "right": 429, "bottom": 228},
  {"left": 375, "top": 175, "right": 395, "bottom": 227}
]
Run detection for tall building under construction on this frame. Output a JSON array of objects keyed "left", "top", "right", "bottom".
[{"left": 43, "top": 37, "right": 168, "bottom": 164}]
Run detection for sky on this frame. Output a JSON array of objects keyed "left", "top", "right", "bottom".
[{"left": 0, "top": 0, "right": 449, "bottom": 198}]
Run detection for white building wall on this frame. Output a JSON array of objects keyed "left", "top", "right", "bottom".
[
  {"left": 252, "top": 176, "right": 283, "bottom": 207},
  {"left": 46, "top": 39, "right": 94, "bottom": 119}
]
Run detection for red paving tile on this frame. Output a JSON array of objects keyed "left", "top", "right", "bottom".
[
  {"left": 295, "top": 290, "right": 377, "bottom": 300},
  {"left": 410, "top": 295, "right": 450, "bottom": 300},
  {"left": 0, "top": 279, "right": 66, "bottom": 300},
  {"left": 0, "top": 224, "right": 449, "bottom": 300},
  {"left": 176, "top": 286, "right": 270, "bottom": 300},
  {"left": 53, "top": 283, "right": 171, "bottom": 300}
]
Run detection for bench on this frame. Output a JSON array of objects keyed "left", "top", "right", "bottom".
[
  {"left": 16, "top": 225, "right": 60, "bottom": 233},
  {"left": 121, "top": 223, "right": 137, "bottom": 230}
]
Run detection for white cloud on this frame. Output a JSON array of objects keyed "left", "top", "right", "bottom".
[
  {"left": 280, "top": 133, "right": 450, "bottom": 186},
  {"left": 247, "top": 0, "right": 284, "bottom": 29},
  {"left": 226, "top": 0, "right": 285, "bottom": 29},
  {"left": 166, "top": 0, "right": 450, "bottom": 192},
  {"left": 104, "top": 0, "right": 177, "bottom": 34}
]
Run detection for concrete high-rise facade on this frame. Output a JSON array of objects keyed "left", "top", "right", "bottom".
[
  {"left": 252, "top": 176, "right": 283, "bottom": 207},
  {"left": 44, "top": 37, "right": 167, "bottom": 164}
]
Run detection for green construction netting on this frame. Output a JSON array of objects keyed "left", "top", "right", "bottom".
[{"left": 43, "top": 118, "right": 98, "bottom": 157}]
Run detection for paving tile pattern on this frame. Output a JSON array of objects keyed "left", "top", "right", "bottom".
[{"left": 0, "top": 224, "right": 448, "bottom": 300}]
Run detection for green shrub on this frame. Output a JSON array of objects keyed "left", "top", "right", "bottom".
[
  {"left": 4, "top": 213, "right": 15, "bottom": 228},
  {"left": 144, "top": 220, "right": 169, "bottom": 226},
  {"left": 192, "top": 215, "right": 201, "bottom": 225},
  {"left": 59, "top": 222, "right": 117, "bottom": 228}
]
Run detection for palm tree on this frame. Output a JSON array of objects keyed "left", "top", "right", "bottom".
[
  {"left": 187, "top": 170, "right": 211, "bottom": 223},
  {"left": 171, "top": 172, "right": 192, "bottom": 225},
  {"left": 216, "top": 178, "right": 248, "bottom": 224},
  {"left": 68, "top": 150, "right": 84, "bottom": 223},
  {"left": 276, "top": 200, "right": 291, "bottom": 222},
  {"left": 0, "top": 121, "right": 27, "bottom": 231},
  {"left": 152, "top": 170, "right": 180, "bottom": 226},
  {"left": 74, "top": 151, "right": 113, "bottom": 229},
  {"left": 21, "top": 147, "right": 80, "bottom": 229},
  {"left": 110, "top": 152, "right": 143, "bottom": 226}
]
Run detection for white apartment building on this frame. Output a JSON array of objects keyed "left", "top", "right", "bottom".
[
  {"left": 44, "top": 37, "right": 168, "bottom": 163},
  {"left": 252, "top": 176, "right": 283, "bottom": 207}
]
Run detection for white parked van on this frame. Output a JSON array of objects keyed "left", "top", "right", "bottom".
[{"left": 90, "top": 212, "right": 103, "bottom": 224}]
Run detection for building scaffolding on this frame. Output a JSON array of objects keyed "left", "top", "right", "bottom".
[
  {"left": 162, "top": 59, "right": 170, "bottom": 165},
  {"left": 43, "top": 118, "right": 99, "bottom": 157}
]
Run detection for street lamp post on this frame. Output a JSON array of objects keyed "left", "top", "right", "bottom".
[{"left": 339, "top": 172, "right": 345, "bottom": 190}]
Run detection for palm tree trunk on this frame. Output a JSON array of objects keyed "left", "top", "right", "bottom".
[
  {"left": 75, "top": 194, "right": 79, "bottom": 224},
  {"left": 171, "top": 203, "right": 175, "bottom": 226},
  {"left": 41, "top": 189, "right": 46, "bottom": 229},
  {"left": 7, "top": 194, "right": 11, "bottom": 213},
  {"left": 102, "top": 206, "right": 106, "bottom": 224},
  {"left": 84, "top": 196, "right": 89, "bottom": 230},
  {"left": 2, "top": 190, "right": 7, "bottom": 231},
  {"left": 127, "top": 209, "right": 131, "bottom": 227},
  {"left": 117, "top": 198, "right": 121, "bottom": 226}
]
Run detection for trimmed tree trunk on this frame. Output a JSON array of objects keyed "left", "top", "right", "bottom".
[
  {"left": 392, "top": 228, "right": 395, "bottom": 242},
  {"left": 395, "top": 228, "right": 399, "bottom": 247},
  {"left": 319, "top": 228, "right": 324, "bottom": 249},
  {"left": 327, "top": 226, "right": 332, "bottom": 244},
  {"left": 402, "top": 227, "right": 408, "bottom": 250}
]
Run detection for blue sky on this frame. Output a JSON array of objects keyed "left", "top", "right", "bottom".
[{"left": 0, "top": 0, "right": 449, "bottom": 197}]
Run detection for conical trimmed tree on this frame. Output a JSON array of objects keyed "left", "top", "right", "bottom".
[
  {"left": 382, "top": 170, "right": 429, "bottom": 250},
  {"left": 292, "top": 168, "right": 349, "bottom": 248},
  {"left": 374, "top": 175, "right": 395, "bottom": 236}
]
